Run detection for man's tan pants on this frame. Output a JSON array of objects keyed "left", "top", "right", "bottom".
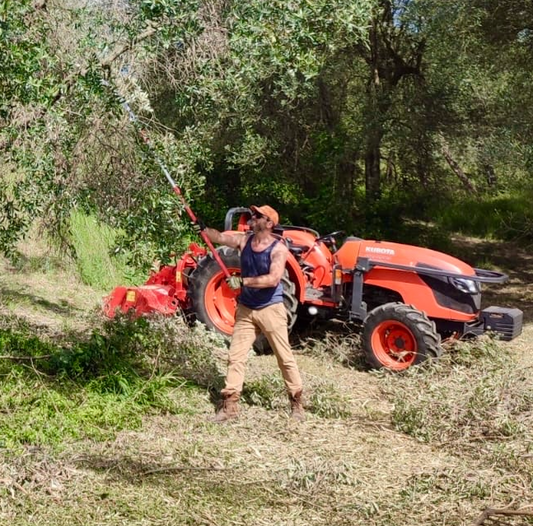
[{"left": 221, "top": 303, "right": 303, "bottom": 397}]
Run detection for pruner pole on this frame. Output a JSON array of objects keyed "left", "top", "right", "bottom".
[{"left": 103, "top": 80, "right": 231, "bottom": 278}]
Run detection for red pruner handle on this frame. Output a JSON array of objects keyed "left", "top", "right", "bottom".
[
  {"left": 169, "top": 188, "right": 231, "bottom": 278},
  {"left": 200, "top": 231, "right": 232, "bottom": 279}
]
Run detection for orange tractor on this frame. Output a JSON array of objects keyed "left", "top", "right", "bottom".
[{"left": 103, "top": 207, "right": 523, "bottom": 371}]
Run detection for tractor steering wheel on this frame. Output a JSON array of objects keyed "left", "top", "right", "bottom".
[
  {"left": 316, "top": 230, "right": 345, "bottom": 243},
  {"left": 316, "top": 230, "right": 345, "bottom": 251}
]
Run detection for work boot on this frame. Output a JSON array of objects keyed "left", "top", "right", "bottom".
[
  {"left": 212, "top": 392, "right": 240, "bottom": 423},
  {"left": 289, "top": 391, "right": 305, "bottom": 422}
]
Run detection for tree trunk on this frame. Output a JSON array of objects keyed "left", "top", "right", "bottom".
[
  {"left": 365, "top": 137, "right": 382, "bottom": 199},
  {"left": 360, "top": 1, "right": 424, "bottom": 200},
  {"left": 439, "top": 135, "right": 477, "bottom": 193},
  {"left": 385, "top": 150, "right": 395, "bottom": 185},
  {"left": 483, "top": 163, "right": 497, "bottom": 188},
  {"left": 365, "top": 16, "right": 382, "bottom": 200}
]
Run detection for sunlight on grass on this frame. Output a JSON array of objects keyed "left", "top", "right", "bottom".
[
  {"left": 70, "top": 210, "right": 140, "bottom": 291},
  {"left": 433, "top": 192, "right": 533, "bottom": 242}
]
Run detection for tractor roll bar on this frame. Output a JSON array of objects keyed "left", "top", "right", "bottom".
[{"left": 224, "top": 207, "right": 252, "bottom": 231}]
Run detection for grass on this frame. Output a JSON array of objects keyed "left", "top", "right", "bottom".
[
  {"left": 2, "top": 318, "right": 533, "bottom": 525},
  {"left": 69, "top": 210, "right": 141, "bottom": 291},
  {"left": 0, "top": 314, "right": 227, "bottom": 450},
  {"left": 241, "top": 370, "right": 353, "bottom": 418},
  {"left": 432, "top": 191, "right": 533, "bottom": 243},
  {"left": 306, "top": 380, "right": 353, "bottom": 418},
  {"left": 2, "top": 214, "right": 533, "bottom": 525},
  {"left": 378, "top": 336, "right": 533, "bottom": 482},
  {"left": 356, "top": 191, "right": 533, "bottom": 262},
  {"left": 0, "top": 371, "right": 146, "bottom": 448}
]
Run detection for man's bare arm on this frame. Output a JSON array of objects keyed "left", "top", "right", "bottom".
[
  {"left": 203, "top": 227, "right": 246, "bottom": 251},
  {"left": 243, "top": 244, "right": 288, "bottom": 289}
]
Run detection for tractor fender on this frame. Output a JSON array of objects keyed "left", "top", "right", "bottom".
[{"left": 285, "top": 252, "right": 306, "bottom": 303}]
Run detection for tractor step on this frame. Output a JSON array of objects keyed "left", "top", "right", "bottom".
[{"left": 304, "top": 286, "right": 325, "bottom": 301}]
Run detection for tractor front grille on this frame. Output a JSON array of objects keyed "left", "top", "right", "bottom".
[{"left": 420, "top": 274, "right": 480, "bottom": 315}]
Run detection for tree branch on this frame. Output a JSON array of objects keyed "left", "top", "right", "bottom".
[
  {"left": 2, "top": 9, "right": 161, "bottom": 144},
  {"left": 100, "top": 25, "right": 158, "bottom": 69},
  {"left": 473, "top": 507, "right": 533, "bottom": 526},
  {"left": 0, "top": 355, "right": 52, "bottom": 361},
  {"left": 438, "top": 134, "right": 477, "bottom": 193}
]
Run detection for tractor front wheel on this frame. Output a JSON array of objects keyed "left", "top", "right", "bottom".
[{"left": 362, "top": 303, "right": 442, "bottom": 371}]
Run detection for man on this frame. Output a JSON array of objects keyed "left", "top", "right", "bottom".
[{"left": 194, "top": 205, "right": 304, "bottom": 423}]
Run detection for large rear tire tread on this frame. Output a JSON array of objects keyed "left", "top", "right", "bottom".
[{"left": 362, "top": 302, "right": 442, "bottom": 371}]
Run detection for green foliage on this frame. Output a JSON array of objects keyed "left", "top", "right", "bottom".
[
  {"left": 141, "top": 317, "right": 226, "bottom": 391},
  {"left": 242, "top": 373, "right": 286, "bottom": 409},
  {"left": 70, "top": 210, "right": 142, "bottom": 291},
  {"left": 307, "top": 381, "right": 352, "bottom": 419},
  {"left": 151, "top": 0, "right": 374, "bottom": 230},
  {"left": 0, "top": 371, "right": 145, "bottom": 448},
  {"left": 0, "top": 314, "right": 227, "bottom": 447},
  {"left": 3, "top": 0, "right": 533, "bottom": 265},
  {"left": 0, "top": 319, "right": 141, "bottom": 380},
  {"left": 0, "top": 0, "right": 206, "bottom": 266},
  {"left": 0, "top": 328, "right": 56, "bottom": 360}
]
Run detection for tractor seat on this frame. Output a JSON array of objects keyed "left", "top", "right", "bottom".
[{"left": 285, "top": 238, "right": 309, "bottom": 258}]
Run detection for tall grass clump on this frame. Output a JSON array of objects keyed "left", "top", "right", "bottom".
[
  {"left": 69, "top": 210, "right": 140, "bottom": 291},
  {"left": 0, "top": 314, "right": 227, "bottom": 449},
  {"left": 307, "top": 380, "right": 352, "bottom": 418},
  {"left": 432, "top": 192, "right": 533, "bottom": 242},
  {"left": 377, "top": 337, "right": 533, "bottom": 476},
  {"left": 298, "top": 327, "right": 366, "bottom": 369}
]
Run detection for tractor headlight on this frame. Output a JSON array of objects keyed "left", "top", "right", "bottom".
[{"left": 450, "top": 277, "right": 480, "bottom": 294}]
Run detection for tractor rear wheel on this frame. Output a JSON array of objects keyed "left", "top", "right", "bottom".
[
  {"left": 188, "top": 246, "right": 241, "bottom": 337},
  {"left": 188, "top": 246, "right": 298, "bottom": 352},
  {"left": 362, "top": 302, "right": 442, "bottom": 371}
]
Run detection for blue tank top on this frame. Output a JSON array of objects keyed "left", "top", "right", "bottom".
[{"left": 239, "top": 236, "right": 283, "bottom": 309}]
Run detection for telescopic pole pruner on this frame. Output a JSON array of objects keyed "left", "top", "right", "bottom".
[{"left": 103, "top": 81, "right": 231, "bottom": 278}]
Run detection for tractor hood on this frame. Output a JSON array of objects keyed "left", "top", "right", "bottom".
[{"left": 336, "top": 238, "right": 476, "bottom": 277}]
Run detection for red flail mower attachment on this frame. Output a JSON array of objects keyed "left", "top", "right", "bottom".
[{"left": 102, "top": 242, "right": 207, "bottom": 319}]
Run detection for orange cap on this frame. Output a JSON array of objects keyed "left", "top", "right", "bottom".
[{"left": 250, "top": 205, "right": 279, "bottom": 226}]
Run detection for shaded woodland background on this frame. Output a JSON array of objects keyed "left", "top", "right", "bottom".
[{"left": 2, "top": 0, "right": 533, "bottom": 270}]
